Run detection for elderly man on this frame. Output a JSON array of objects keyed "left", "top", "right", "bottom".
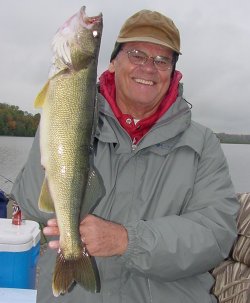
[{"left": 11, "top": 9, "right": 239, "bottom": 303}]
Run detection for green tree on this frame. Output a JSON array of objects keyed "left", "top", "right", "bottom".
[{"left": 0, "top": 103, "right": 40, "bottom": 136}]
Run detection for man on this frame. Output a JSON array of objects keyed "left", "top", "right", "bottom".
[{"left": 11, "top": 9, "right": 239, "bottom": 303}]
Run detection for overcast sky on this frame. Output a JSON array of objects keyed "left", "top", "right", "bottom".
[{"left": 0, "top": 0, "right": 249, "bottom": 134}]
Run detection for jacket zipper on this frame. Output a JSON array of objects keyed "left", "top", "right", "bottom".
[
  {"left": 101, "top": 106, "right": 190, "bottom": 152},
  {"left": 147, "top": 278, "right": 153, "bottom": 303}
]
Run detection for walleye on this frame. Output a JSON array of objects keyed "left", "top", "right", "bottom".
[{"left": 34, "top": 6, "right": 104, "bottom": 296}]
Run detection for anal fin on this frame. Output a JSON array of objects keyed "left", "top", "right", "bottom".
[
  {"left": 80, "top": 166, "right": 105, "bottom": 219},
  {"left": 38, "top": 178, "right": 55, "bottom": 213}
]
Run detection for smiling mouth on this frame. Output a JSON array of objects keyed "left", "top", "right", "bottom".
[{"left": 134, "top": 78, "right": 154, "bottom": 86}]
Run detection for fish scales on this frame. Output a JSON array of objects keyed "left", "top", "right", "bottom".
[
  {"left": 34, "top": 6, "right": 104, "bottom": 297},
  {"left": 44, "top": 70, "right": 95, "bottom": 255}
]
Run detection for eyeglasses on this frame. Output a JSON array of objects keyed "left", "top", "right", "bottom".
[{"left": 123, "top": 49, "right": 173, "bottom": 71}]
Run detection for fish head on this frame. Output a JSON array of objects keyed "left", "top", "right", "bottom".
[{"left": 49, "top": 6, "right": 103, "bottom": 78}]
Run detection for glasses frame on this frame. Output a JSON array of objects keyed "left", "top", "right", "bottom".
[{"left": 122, "top": 49, "right": 173, "bottom": 71}]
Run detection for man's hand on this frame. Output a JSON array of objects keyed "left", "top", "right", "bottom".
[{"left": 43, "top": 214, "right": 128, "bottom": 257}]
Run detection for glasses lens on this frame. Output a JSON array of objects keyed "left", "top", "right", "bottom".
[
  {"left": 128, "top": 50, "right": 147, "bottom": 65},
  {"left": 154, "top": 56, "right": 172, "bottom": 71},
  {"left": 126, "top": 50, "right": 172, "bottom": 71}
]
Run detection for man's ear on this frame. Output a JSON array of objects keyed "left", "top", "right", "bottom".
[{"left": 108, "top": 61, "right": 115, "bottom": 73}]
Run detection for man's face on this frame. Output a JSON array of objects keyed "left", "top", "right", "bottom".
[{"left": 109, "top": 41, "right": 174, "bottom": 118}]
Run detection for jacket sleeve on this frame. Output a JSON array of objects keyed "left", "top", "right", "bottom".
[
  {"left": 10, "top": 127, "right": 53, "bottom": 224},
  {"left": 120, "top": 130, "right": 240, "bottom": 282}
]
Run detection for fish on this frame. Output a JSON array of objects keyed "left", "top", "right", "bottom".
[{"left": 34, "top": 6, "right": 104, "bottom": 296}]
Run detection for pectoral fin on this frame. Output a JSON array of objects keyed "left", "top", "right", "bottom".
[{"left": 38, "top": 178, "right": 55, "bottom": 213}]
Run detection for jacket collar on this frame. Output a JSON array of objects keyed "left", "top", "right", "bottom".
[{"left": 96, "top": 86, "right": 200, "bottom": 155}]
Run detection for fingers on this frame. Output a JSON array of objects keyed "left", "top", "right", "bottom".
[
  {"left": 79, "top": 214, "right": 128, "bottom": 256},
  {"left": 42, "top": 215, "right": 128, "bottom": 256},
  {"left": 48, "top": 240, "right": 60, "bottom": 250},
  {"left": 43, "top": 226, "right": 59, "bottom": 236},
  {"left": 47, "top": 218, "right": 58, "bottom": 226},
  {"left": 43, "top": 218, "right": 60, "bottom": 251},
  {"left": 43, "top": 218, "right": 59, "bottom": 236}
]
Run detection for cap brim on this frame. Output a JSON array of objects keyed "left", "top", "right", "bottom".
[{"left": 117, "top": 36, "right": 182, "bottom": 54}]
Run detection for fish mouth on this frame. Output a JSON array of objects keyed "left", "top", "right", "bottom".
[
  {"left": 80, "top": 6, "right": 103, "bottom": 28},
  {"left": 134, "top": 78, "right": 155, "bottom": 86}
]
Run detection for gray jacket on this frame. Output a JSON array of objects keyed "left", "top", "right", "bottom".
[{"left": 11, "top": 84, "right": 239, "bottom": 303}]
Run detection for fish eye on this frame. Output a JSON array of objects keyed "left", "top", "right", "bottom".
[{"left": 92, "top": 30, "right": 98, "bottom": 37}]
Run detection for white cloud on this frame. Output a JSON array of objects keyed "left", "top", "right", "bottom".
[{"left": 0, "top": 0, "right": 249, "bottom": 133}]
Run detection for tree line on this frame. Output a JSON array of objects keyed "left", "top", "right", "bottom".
[
  {"left": 0, "top": 103, "right": 40, "bottom": 137},
  {"left": 0, "top": 102, "right": 249, "bottom": 143}
]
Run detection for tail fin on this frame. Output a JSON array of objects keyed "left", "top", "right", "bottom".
[{"left": 52, "top": 250, "right": 100, "bottom": 297}]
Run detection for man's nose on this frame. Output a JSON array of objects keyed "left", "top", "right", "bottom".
[{"left": 143, "top": 57, "right": 157, "bottom": 69}]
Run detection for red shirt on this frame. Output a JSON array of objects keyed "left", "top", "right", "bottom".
[{"left": 99, "top": 70, "right": 182, "bottom": 144}]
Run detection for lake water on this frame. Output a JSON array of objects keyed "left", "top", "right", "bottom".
[
  {"left": 0, "top": 136, "right": 34, "bottom": 194},
  {"left": 0, "top": 136, "right": 249, "bottom": 194}
]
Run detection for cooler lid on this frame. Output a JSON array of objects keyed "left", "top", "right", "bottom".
[{"left": 0, "top": 218, "right": 40, "bottom": 252}]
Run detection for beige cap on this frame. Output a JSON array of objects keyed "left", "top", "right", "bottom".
[{"left": 111, "top": 9, "right": 181, "bottom": 59}]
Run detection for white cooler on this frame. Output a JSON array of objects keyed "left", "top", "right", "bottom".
[{"left": 0, "top": 219, "right": 40, "bottom": 289}]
